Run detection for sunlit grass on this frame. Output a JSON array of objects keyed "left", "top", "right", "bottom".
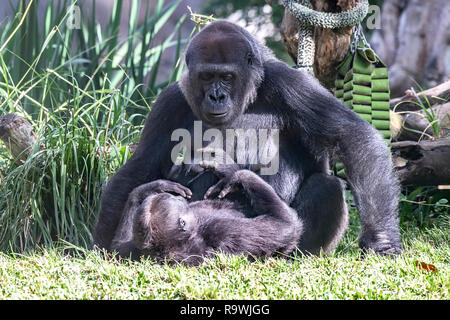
[{"left": 0, "top": 210, "right": 448, "bottom": 299}]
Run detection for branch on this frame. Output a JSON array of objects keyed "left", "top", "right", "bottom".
[
  {"left": 0, "top": 113, "right": 37, "bottom": 164},
  {"left": 390, "top": 80, "right": 450, "bottom": 112},
  {"left": 392, "top": 139, "right": 450, "bottom": 185}
]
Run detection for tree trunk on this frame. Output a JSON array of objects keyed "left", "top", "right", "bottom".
[{"left": 280, "top": 0, "right": 356, "bottom": 89}]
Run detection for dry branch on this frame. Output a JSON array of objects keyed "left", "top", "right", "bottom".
[
  {"left": 390, "top": 80, "right": 450, "bottom": 112},
  {"left": 0, "top": 113, "right": 37, "bottom": 164},
  {"left": 390, "top": 82, "right": 450, "bottom": 141},
  {"left": 392, "top": 139, "right": 450, "bottom": 185}
]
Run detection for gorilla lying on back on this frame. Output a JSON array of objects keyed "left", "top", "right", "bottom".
[
  {"left": 111, "top": 162, "right": 302, "bottom": 265},
  {"left": 94, "top": 20, "right": 401, "bottom": 258}
]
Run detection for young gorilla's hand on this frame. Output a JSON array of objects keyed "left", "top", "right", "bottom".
[
  {"left": 129, "top": 180, "right": 192, "bottom": 205},
  {"left": 154, "top": 180, "right": 192, "bottom": 198}
]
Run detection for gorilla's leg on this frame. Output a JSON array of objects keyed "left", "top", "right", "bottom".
[{"left": 292, "top": 173, "right": 348, "bottom": 255}]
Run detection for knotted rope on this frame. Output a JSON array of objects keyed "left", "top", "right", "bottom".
[{"left": 281, "top": 0, "right": 369, "bottom": 74}]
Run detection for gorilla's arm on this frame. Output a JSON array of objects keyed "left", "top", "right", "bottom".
[
  {"left": 263, "top": 61, "right": 401, "bottom": 254},
  {"left": 93, "top": 84, "right": 194, "bottom": 251},
  {"left": 204, "top": 170, "right": 302, "bottom": 257}
]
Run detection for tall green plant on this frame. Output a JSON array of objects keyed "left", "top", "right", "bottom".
[{"left": 0, "top": 0, "right": 191, "bottom": 252}]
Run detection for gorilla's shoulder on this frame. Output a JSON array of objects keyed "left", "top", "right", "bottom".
[
  {"left": 151, "top": 82, "right": 191, "bottom": 114},
  {"left": 262, "top": 60, "right": 313, "bottom": 87},
  {"left": 258, "top": 60, "right": 308, "bottom": 100},
  {"left": 157, "top": 82, "right": 188, "bottom": 105},
  {"left": 261, "top": 60, "right": 336, "bottom": 103}
]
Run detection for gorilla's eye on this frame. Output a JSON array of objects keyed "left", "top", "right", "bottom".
[
  {"left": 221, "top": 73, "right": 233, "bottom": 81},
  {"left": 178, "top": 218, "right": 186, "bottom": 230},
  {"left": 199, "top": 72, "right": 214, "bottom": 81}
]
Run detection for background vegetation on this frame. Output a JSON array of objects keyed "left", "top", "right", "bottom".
[
  {"left": 0, "top": 0, "right": 448, "bottom": 299},
  {"left": 0, "top": 0, "right": 189, "bottom": 251}
]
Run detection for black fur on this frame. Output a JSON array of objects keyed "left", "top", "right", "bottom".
[{"left": 93, "top": 20, "right": 401, "bottom": 258}]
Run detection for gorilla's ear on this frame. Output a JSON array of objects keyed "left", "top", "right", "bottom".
[{"left": 185, "top": 52, "right": 191, "bottom": 68}]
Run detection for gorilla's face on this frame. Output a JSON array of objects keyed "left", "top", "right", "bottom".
[
  {"left": 148, "top": 193, "right": 192, "bottom": 243},
  {"left": 193, "top": 64, "right": 236, "bottom": 124},
  {"left": 146, "top": 193, "right": 209, "bottom": 264},
  {"left": 180, "top": 22, "right": 264, "bottom": 127}
]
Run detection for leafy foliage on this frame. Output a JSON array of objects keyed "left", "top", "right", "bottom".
[{"left": 0, "top": 0, "right": 190, "bottom": 252}]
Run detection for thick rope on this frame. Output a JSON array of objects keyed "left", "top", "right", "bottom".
[{"left": 281, "top": 0, "right": 369, "bottom": 74}]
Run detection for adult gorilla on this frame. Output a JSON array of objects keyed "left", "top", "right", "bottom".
[{"left": 93, "top": 21, "right": 401, "bottom": 257}]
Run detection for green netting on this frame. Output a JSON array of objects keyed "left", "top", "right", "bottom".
[{"left": 334, "top": 45, "right": 391, "bottom": 177}]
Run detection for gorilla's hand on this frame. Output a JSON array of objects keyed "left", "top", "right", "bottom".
[
  {"left": 203, "top": 171, "right": 244, "bottom": 200},
  {"left": 359, "top": 231, "right": 402, "bottom": 256},
  {"left": 199, "top": 147, "right": 239, "bottom": 178},
  {"left": 167, "top": 147, "right": 237, "bottom": 186},
  {"left": 167, "top": 162, "right": 204, "bottom": 179}
]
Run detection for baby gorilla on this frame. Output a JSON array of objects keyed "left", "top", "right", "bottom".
[{"left": 111, "top": 168, "right": 302, "bottom": 265}]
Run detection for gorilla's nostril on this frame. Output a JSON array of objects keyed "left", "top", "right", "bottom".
[
  {"left": 217, "top": 94, "right": 225, "bottom": 102},
  {"left": 208, "top": 92, "right": 226, "bottom": 104}
]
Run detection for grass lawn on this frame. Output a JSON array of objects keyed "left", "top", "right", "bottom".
[
  {"left": 0, "top": 210, "right": 448, "bottom": 300},
  {"left": 0, "top": 1, "right": 448, "bottom": 301}
]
